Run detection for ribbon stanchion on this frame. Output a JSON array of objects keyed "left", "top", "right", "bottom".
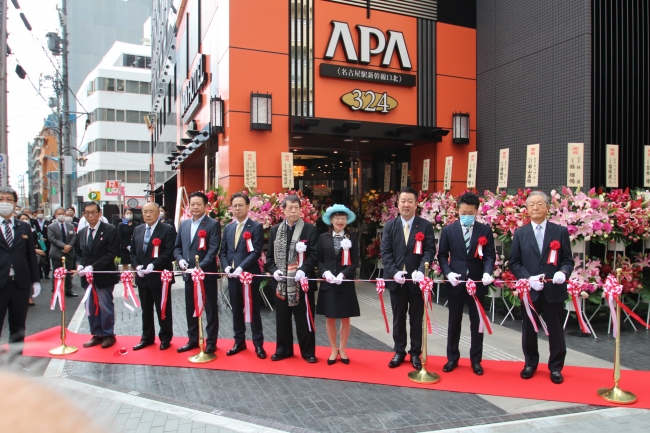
[
  {"left": 188, "top": 256, "right": 216, "bottom": 364},
  {"left": 48, "top": 258, "right": 78, "bottom": 356},
  {"left": 121, "top": 272, "right": 140, "bottom": 312},
  {"left": 160, "top": 270, "right": 173, "bottom": 320},
  {"left": 299, "top": 278, "right": 316, "bottom": 332},
  {"left": 419, "top": 277, "right": 434, "bottom": 335},
  {"left": 80, "top": 271, "right": 100, "bottom": 317},
  {"left": 240, "top": 272, "right": 253, "bottom": 323},
  {"left": 466, "top": 279, "right": 492, "bottom": 335},
  {"left": 375, "top": 279, "right": 390, "bottom": 333}
]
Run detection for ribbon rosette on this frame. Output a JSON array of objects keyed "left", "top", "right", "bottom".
[
  {"left": 192, "top": 268, "right": 206, "bottom": 317},
  {"left": 239, "top": 271, "right": 254, "bottom": 323},
  {"left": 514, "top": 278, "right": 549, "bottom": 335},
  {"left": 121, "top": 271, "right": 141, "bottom": 312},
  {"left": 197, "top": 230, "right": 207, "bottom": 250},
  {"left": 299, "top": 278, "right": 316, "bottom": 332},
  {"left": 547, "top": 240, "right": 561, "bottom": 266},
  {"left": 419, "top": 277, "right": 437, "bottom": 335},
  {"left": 375, "top": 278, "right": 390, "bottom": 333},
  {"left": 413, "top": 232, "right": 425, "bottom": 254},
  {"left": 160, "top": 270, "right": 173, "bottom": 320},
  {"left": 151, "top": 238, "right": 161, "bottom": 258},
  {"left": 50, "top": 267, "right": 67, "bottom": 311},
  {"left": 340, "top": 238, "right": 352, "bottom": 266},
  {"left": 80, "top": 271, "right": 100, "bottom": 316},
  {"left": 295, "top": 241, "right": 307, "bottom": 267},
  {"left": 475, "top": 236, "right": 488, "bottom": 259},
  {"left": 242, "top": 231, "right": 254, "bottom": 252},
  {"left": 603, "top": 274, "right": 650, "bottom": 337},
  {"left": 466, "top": 279, "right": 492, "bottom": 334},
  {"left": 567, "top": 279, "right": 590, "bottom": 334}
]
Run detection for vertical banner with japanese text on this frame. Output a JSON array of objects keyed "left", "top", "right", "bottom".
[
  {"left": 605, "top": 144, "right": 619, "bottom": 188},
  {"left": 497, "top": 148, "right": 509, "bottom": 189},
  {"left": 243, "top": 151, "right": 257, "bottom": 188},
  {"left": 467, "top": 151, "right": 477, "bottom": 189},
  {"left": 644, "top": 146, "right": 650, "bottom": 187},
  {"left": 422, "top": 159, "right": 430, "bottom": 191},
  {"left": 281, "top": 152, "right": 294, "bottom": 188},
  {"left": 383, "top": 164, "right": 391, "bottom": 192},
  {"left": 525, "top": 144, "right": 540, "bottom": 187},
  {"left": 400, "top": 162, "right": 408, "bottom": 188},
  {"left": 215, "top": 152, "right": 220, "bottom": 187},
  {"left": 567, "top": 143, "right": 584, "bottom": 187},
  {"left": 443, "top": 157, "right": 453, "bottom": 191}
]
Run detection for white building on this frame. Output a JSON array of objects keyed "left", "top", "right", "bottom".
[{"left": 75, "top": 41, "right": 173, "bottom": 208}]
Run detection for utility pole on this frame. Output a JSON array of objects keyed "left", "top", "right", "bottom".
[
  {"left": 60, "top": 0, "right": 70, "bottom": 208},
  {"left": 0, "top": 0, "right": 8, "bottom": 186}
]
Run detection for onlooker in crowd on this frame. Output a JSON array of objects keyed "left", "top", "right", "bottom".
[
  {"left": 48, "top": 207, "right": 78, "bottom": 297},
  {"left": 117, "top": 209, "right": 139, "bottom": 270},
  {"left": 31, "top": 207, "right": 51, "bottom": 279},
  {"left": 158, "top": 206, "right": 174, "bottom": 225},
  {"left": 18, "top": 213, "right": 40, "bottom": 306}
]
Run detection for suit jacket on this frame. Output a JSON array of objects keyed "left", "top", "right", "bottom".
[
  {"left": 0, "top": 218, "right": 40, "bottom": 290},
  {"left": 117, "top": 221, "right": 139, "bottom": 250},
  {"left": 380, "top": 215, "right": 436, "bottom": 293},
  {"left": 31, "top": 219, "right": 50, "bottom": 242},
  {"left": 47, "top": 221, "right": 77, "bottom": 261},
  {"left": 130, "top": 222, "right": 177, "bottom": 288},
  {"left": 317, "top": 232, "right": 358, "bottom": 293},
  {"left": 173, "top": 216, "right": 221, "bottom": 282},
  {"left": 438, "top": 220, "right": 496, "bottom": 296},
  {"left": 266, "top": 220, "right": 319, "bottom": 292},
  {"left": 74, "top": 221, "right": 120, "bottom": 289},
  {"left": 219, "top": 218, "right": 264, "bottom": 276},
  {"left": 509, "top": 221, "right": 574, "bottom": 303}
]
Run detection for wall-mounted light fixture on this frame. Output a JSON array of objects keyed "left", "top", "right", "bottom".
[
  {"left": 250, "top": 92, "right": 272, "bottom": 131},
  {"left": 452, "top": 112, "right": 470, "bottom": 145},
  {"left": 210, "top": 96, "right": 224, "bottom": 135}
]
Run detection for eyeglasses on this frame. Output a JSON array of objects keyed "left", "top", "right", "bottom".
[
  {"left": 84, "top": 211, "right": 99, "bottom": 215},
  {"left": 285, "top": 206, "right": 301, "bottom": 211},
  {"left": 142, "top": 210, "right": 158, "bottom": 214},
  {"left": 527, "top": 202, "right": 547, "bottom": 208},
  {"left": 0, "top": 197, "right": 16, "bottom": 204}
]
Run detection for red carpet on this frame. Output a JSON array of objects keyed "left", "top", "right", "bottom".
[{"left": 24, "top": 327, "right": 650, "bottom": 408}]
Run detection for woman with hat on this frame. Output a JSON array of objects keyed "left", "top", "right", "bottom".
[{"left": 316, "top": 204, "right": 360, "bottom": 365}]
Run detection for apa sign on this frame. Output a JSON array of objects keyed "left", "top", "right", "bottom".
[
  {"left": 181, "top": 55, "right": 207, "bottom": 121},
  {"left": 324, "top": 21, "right": 412, "bottom": 70}
]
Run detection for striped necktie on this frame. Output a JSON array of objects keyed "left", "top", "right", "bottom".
[
  {"left": 144, "top": 226, "right": 152, "bottom": 252},
  {"left": 3, "top": 219, "right": 12, "bottom": 248},
  {"left": 464, "top": 225, "right": 471, "bottom": 254}
]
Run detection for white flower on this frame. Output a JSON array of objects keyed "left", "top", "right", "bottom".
[
  {"left": 295, "top": 241, "right": 307, "bottom": 253},
  {"left": 340, "top": 238, "right": 352, "bottom": 250}
]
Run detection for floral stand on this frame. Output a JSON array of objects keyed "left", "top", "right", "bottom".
[{"left": 218, "top": 276, "right": 232, "bottom": 310}]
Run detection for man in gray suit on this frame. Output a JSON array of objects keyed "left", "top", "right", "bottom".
[{"left": 48, "top": 207, "right": 78, "bottom": 297}]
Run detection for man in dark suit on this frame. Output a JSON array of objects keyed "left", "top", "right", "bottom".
[
  {"left": 75, "top": 202, "right": 120, "bottom": 349},
  {"left": 66, "top": 207, "right": 80, "bottom": 225},
  {"left": 32, "top": 207, "right": 51, "bottom": 279},
  {"left": 266, "top": 195, "right": 319, "bottom": 363},
  {"left": 0, "top": 187, "right": 41, "bottom": 354},
  {"left": 509, "top": 191, "right": 574, "bottom": 384},
  {"left": 220, "top": 192, "right": 266, "bottom": 359},
  {"left": 438, "top": 192, "right": 496, "bottom": 376},
  {"left": 130, "top": 202, "right": 177, "bottom": 351},
  {"left": 48, "top": 207, "right": 78, "bottom": 297},
  {"left": 380, "top": 186, "right": 436, "bottom": 370},
  {"left": 173, "top": 191, "right": 221, "bottom": 354}
]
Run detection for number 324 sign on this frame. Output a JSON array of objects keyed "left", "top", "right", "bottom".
[{"left": 341, "top": 89, "right": 398, "bottom": 113}]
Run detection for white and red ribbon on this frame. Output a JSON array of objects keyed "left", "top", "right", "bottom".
[
  {"left": 375, "top": 278, "right": 390, "bottom": 333},
  {"left": 547, "top": 241, "right": 561, "bottom": 266},
  {"left": 602, "top": 274, "right": 650, "bottom": 336},
  {"left": 299, "top": 277, "right": 316, "bottom": 332},
  {"left": 243, "top": 233, "right": 254, "bottom": 253},
  {"left": 198, "top": 237, "right": 206, "bottom": 250},
  {"left": 567, "top": 279, "right": 590, "bottom": 334},
  {"left": 475, "top": 236, "right": 487, "bottom": 259},
  {"left": 340, "top": 238, "right": 352, "bottom": 266},
  {"left": 419, "top": 277, "right": 435, "bottom": 335},
  {"left": 50, "top": 267, "right": 67, "bottom": 311},
  {"left": 413, "top": 233, "right": 424, "bottom": 255},
  {"left": 466, "top": 279, "right": 492, "bottom": 334},
  {"left": 151, "top": 240, "right": 160, "bottom": 258},
  {"left": 80, "top": 271, "right": 100, "bottom": 316},
  {"left": 160, "top": 270, "right": 173, "bottom": 320},
  {"left": 240, "top": 271, "right": 254, "bottom": 323},
  {"left": 121, "top": 271, "right": 140, "bottom": 312},
  {"left": 514, "top": 278, "right": 549, "bottom": 335},
  {"left": 192, "top": 268, "right": 206, "bottom": 317},
  {"left": 296, "top": 241, "right": 307, "bottom": 267}
]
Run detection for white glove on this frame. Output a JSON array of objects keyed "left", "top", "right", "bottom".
[
  {"left": 224, "top": 266, "right": 233, "bottom": 277},
  {"left": 294, "top": 270, "right": 306, "bottom": 282},
  {"left": 273, "top": 270, "right": 284, "bottom": 282},
  {"left": 232, "top": 267, "right": 243, "bottom": 278},
  {"left": 32, "top": 282, "right": 41, "bottom": 298},
  {"left": 334, "top": 273, "right": 344, "bottom": 285},
  {"left": 136, "top": 265, "right": 145, "bottom": 278},
  {"left": 144, "top": 263, "right": 154, "bottom": 274},
  {"left": 79, "top": 265, "right": 93, "bottom": 277},
  {"left": 482, "top": 273, "right": 494, "bottom": 286},
  {"left": 447, "top": 272, "right": 461, "bottom": 287},
  {"left": 322, "top": 271, "right": 335, "bottom": 284},
  {"left": 77, "top": 264, "right": 84, "bottom": 272},
  {"left": 393, "top": 271, "right": 407, "bottom": 285},
  {"left": 178, "top": 259, "right": 188, "bottom": 270},
  {"left": 185, "top": 268, "right": 196, "bottom": 275},
  {"left": 126, "top": 245, "right": 131, "bottom": 251},
  {"left": 411, "top": 270, "right": 424, "bottom": 283},
  {"left": 529, "top": 274, "right": 545, "bottom": 291},
  {"left": 552, "top": 271, "right": 566, "bottom": 285}
]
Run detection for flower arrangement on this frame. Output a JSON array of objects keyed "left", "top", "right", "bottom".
[
  {"left": 603, "top": 188, "right": 649, "bottom": 245},
  {"left": 362, "top": 190, "right": 397, "bottom": 227},
  {"left": 274, "top": 189, "right": 319, "bottom": 225},
  {"left": 570, "top": 257, "right": 601, "bottom": 303},
  {"left": 548, "top": 187, "right": 612, "bottom": 244},
  {"left": 476, "top": 189, "right": 530, "bottom": 242},
  {"left": 243, "top": 188, "right": 276, "bottom": 229},
  {"left": 206, "top": 186, "right": 232, "bottom": 226},
  {"left": 366, "top": 236, "right": 382, "bottom": 264},
  {"left": 419, "top": 191, "right": 457, "bottom": 232}
]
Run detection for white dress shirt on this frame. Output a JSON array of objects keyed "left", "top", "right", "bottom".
[{"left": 2, "top": 217, "right": 15, "bottom": 276}]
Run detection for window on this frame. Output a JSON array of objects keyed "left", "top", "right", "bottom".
[
  {"left": 127, "top": 170, "right": 141, "bottom": 183},
  {"left": 126, "top": 110, "right": 140, "bottom": 123},
  {"left": 116, "top": 110, "right": 125, "bottom": 122},
  {"left": 116, "top": 140, "right": 125, "bottom": 152},
  {"left": 95, "top": 139, "right": 106, "bottom": 152},
  {"left": 139, "top": 82, "right": 150, "bottom": 95},
  {"left": 116, "top": 171, "right": 126, "bottom": 181},
  {"left": 126, "top": 80, "right": 140, "bottom": 93},
  {"left": 140, "top": 141, "right": 149, "bottom": 153},
  {"left": 116, "top": 79, "right": 125, "bottom": 92},
  {"left": 96, "top": 78, "right": 115, "bottom": 91},
  {"left": 106, "top": 170, "right": 116, "bottom": 180},
  {"left": 87, "top": 141, "right": 94, "bottom": 154},
  {"left": 105, "top": 139, "right": 115, "bottom": 152},
  {"left": 87, "top": 81, "right": 95, "bottom": 96},
  {"left": 126, "top": 140, "right": 140, "bottom": 153},
  {"left": 96, "top": 108, "right": 107, "bottom": 122},
  {"left": 106, "top": 109, "right": 115, "bottom": 122},
  {"left": 140, "top": 111, "right": 150, "bottom": 124},
  {"left": 95, "top": 170, "right": 107, "bottom": 182}
]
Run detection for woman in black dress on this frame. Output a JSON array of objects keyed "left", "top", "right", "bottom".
[
  {"left": 316, "top": 204, "right": 360, "bottom": 365},
  {"left": 117, "top": 209, "right": 138, "bottom": 269}
]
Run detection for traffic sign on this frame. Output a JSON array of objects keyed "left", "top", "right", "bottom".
[{"left": 88, "top": 191, "right": 101, "bottom": 201}]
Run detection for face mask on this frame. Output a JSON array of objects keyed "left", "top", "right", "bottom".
[
  {"left": 460, "top": 215, "right": 475, "bottom": 227},
  {"left": 0, "top": 202, "right": 14, "bottom": 217},
  {"left": 37, "top": 213, "right": 44, "bottom": 219},
  {"left": 56, "top": 215, "right": 66, "bottom": 223},
  {"left": 159, "top": 212, "right": 165, "bottom": 218},
  {"left": 15, "top": 211, "right": 21, "bottom": 216},
  {"left": 64, "top": 217, "right": 73, "bottom": 223},
  {"left": 124, "top": 214, "right": 133, "bottom": 221}
]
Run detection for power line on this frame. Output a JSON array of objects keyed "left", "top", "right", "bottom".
[{"left": 8, "top": 53, "right": 57, "bottom": 115}]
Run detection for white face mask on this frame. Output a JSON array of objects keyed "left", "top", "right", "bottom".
[
  {"left": 64, "top": 216, "right": 73, "bottom": 223},
  {"left": 0, "top": 202, "right": 14, "bottom": 217},
  {"left": 125, "top": 214, "right": 133, "bottom": 221},
  {"left": 56, "top": 215, "right": 66, "bottom": 223},
  {"left": 159, "top": 212, "right": 165, "bottom": 218},
  {"left": 37, "top": 213, "right": 44, "bottom": 219}
]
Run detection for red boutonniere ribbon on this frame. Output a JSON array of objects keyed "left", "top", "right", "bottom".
[
  {"left": 475, "top": 236, "right": 488, "bottom": 259},
  {"left": 548, "top": 240, "right": 561, "bottom": 265},
  {"left": 242, "top": 231, "right": 254, "bottom": 252},
  {"left": 197, "top": 230, "right": 207, "bottom": 250},
  {"left": 414, "top": 232, "right": 425, "bottom": 254},
  {"left": 160, "top": 270, "right": 173, "bottom": 320},
  {"left": 151, "top": 238, "right": 161, "bottom": 258},
  {"left": 466, "top": 279, "right": 492, "bottom": 334},
  {"left": 121, "top": 271, "right": 140, "bottom": 312},
  {"left": 50, "top": 267, "right": 67, "bottom": 311},
  {"left": 240, "top": 272, "right": 254, "bottom": 322}
]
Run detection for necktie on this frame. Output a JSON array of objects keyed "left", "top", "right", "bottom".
[
  {"left": 87, "top": 228, "right": 95, "bottom": 250},
  {"left": 3, "top": 219, "right": 13, "bottom": 248},
  {"left": 333, "top": 235, "right": 342, "bottom": 253},
  {"left": 61, "top": 223, "right": 66, "bottom": 241},
  {"left": 464, "top": 225, "right": 471, "bottom": 254},
  {"left": 144, "top": 226, "right": 152, "bottom": 252},
  {"left": 234, "top": 222, "right": 243, "bottom": 249},
  {"left": 536, "top": 225, "right": 544, "bottom": 253},
  {"left": 403, "top": 222, "right": 410, "bottom": 246}
]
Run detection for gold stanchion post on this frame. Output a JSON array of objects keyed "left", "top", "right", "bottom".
[
  {"left": 408, "top": 262, "right": 440, "bottom": 384},
  {"left": 596, "top": 268, "right": 636, "bottom": 404},
  {"left": 189, "top": 255, "right": 217, "bottom": 363},
  {"left": 49, "top": 257, "right": 78, "bottom": 355}
]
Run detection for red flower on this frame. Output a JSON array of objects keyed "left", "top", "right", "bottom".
[
  {"left": 478, "top": 236, "right": 488, "bottom": 246},
  {"left": 415, "top": 232, "right": 425, "bottom": 241},
  {"left": 198, "top": 230, "right": 207, "bottom": 238},
  {"left": 152, "top": 238, "right": 161, "bottom": 246},
  {"left": 243, "top": 231, "right": 252, "bottom": 240},
  {"left": 549, "top": 240, "right": 561, "bottom": 250}
]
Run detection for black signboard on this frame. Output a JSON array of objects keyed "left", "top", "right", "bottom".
[{"left": 319, "top": 63, "right": 416, "bottom": 87}]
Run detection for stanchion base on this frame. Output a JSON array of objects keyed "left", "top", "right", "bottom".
[
  {"left": 597, "top": 386, "right": 637, "bottom": 404},
  {"left": 49, "top": 344, "right": 78, "bottom": 356},
  {"left": 407, "top": 368, "right": 440, "bottom": 384},
  {"left": 188, "top": 350, "right": 217, "bottom": 364}
]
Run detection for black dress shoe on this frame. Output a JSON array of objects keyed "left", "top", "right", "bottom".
[
  {"left": 65, "top": 291, "right": 78, "bottom": 297},
  {"left": 339, "top": 353, "right": 350, "bottom": 365},
  {"left": 550, "top": 371, "right": 564, "bottom": 384},
  {"left": 159, "top": 341, "right": 171, "bottom": 350},
  {"left": 304, "top": 356, "right": 317, "bottom": 363},
  {"left": 520, "top": 365, "right": 536, "bottom": 379},
  {"left": 472, "top": 363, "right": 484, "bottom": 376},
  {"left": 177, "top": 342, "right": 199, "bottom": 353},
  {"left": 83, "top": 335, "right": 103, "bottom": 348},
  {"left": 388, "top": 353, "right": 405, "bottom": 368},
  {"left": 442, "top": 361, "right": 458, "bottom": 373},
  {"left": 205, "top": 344, "right": 217, "bottom": 354},
  {"left": 255, "top": 346, "right": 267, "bottom": 359},
  {"left": 271, "top": 354, "right": 288, "bottom": 361},
  {"left": 411, "top": 355, "right": 422, "bottom": 370},
  {"left": 133, "top": 341, "right": 154, "bottom": 351},
  {"left": 227, "top": 342, "right": 247, "bottom": 356}
]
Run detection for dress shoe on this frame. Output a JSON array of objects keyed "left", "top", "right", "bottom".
[
  {"left": 327, "top": 350, "right": 338, "bottom": 365},
  {"left": 255, "top": 346, "right": 267, "bottom": 359},
  {"left": 411, "top": 355, "right": 422, "bottom": 370},
  {"left": 520, "top": 365, "right": 536, "bottom": 379},
  {"left": 271, "top": 354, "right": 288, "bottom": 361},
  {"left": 388, "top": 353, "right": 405, "bottom": 368},
  {"left": 442, "top": 361, "right": 458, "bottom": 373},
  {"left": 133, "top": 341, "right": 154, "bottom": 351},
  {"left": 339, "top": 352, "right": 350, "bottom": 365},
  {"left": 65, "top": 291, "right": 78, "bottom": 297},
  {"left": 550, "top": 371, "right": 564, "bottom": 384},
  {"left": 159, "top": 341, "right": 171, "bottom": 350},
  {"left": 304, "top": 356, "right": 317, "bottom": 363},
  {"left": 83, "top": 335, "right": 103, "bottom": 348},
  {"left": 472, "top": 363, "right": 484, "bottom": 376},
  {"left": 226, "top": 342, "right": 247, "bottom": 356},
  {"left": 205, "top": 344, "right": 217, "bottom": 354},
  {"left": 101, "top": 336, "right": 117, "bottom": 349},
  {"left": 177, "top": 342, "right": 199, "bottom": 353}
]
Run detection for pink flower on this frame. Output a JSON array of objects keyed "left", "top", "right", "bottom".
[
  {"left": 590, "top": 198, "right": 601, "bottom": 209},
  {"left": 591, "top": 220, "right": 603, "bottom": 231},
  {"left": 602, "top": 222, "right": 612, "bottom": 232}
]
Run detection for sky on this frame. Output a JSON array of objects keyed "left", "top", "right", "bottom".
[{"left": 6, "top": 0, "right": 60, "bottom": 194}]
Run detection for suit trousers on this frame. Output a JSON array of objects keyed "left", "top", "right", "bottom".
[
  {"left": 274, "top": 290, "right": 315, "bottom": 358},
  {"left": 389, "top": 285, "right": 424, "bottom": 357},
  {"left": 139, "top": 281, "right": 173, "bottom": 344},
  {"left": 228, "top": 277, "right": 264, "bottom": 347},
  {"left": 0, "top": 279, "right": 30, "bottom": 348},
  {"left": 88, "top": 287, "right": 115, "bottom": 337},
  {"left": 184, "top": 279, "right": 219, "bottom": 345},
  {"left": 447, "top": 291, "right": 485, "bottom": 364},
  {"left": 522, "top": 294, "right": 566, "bottom": 372},
  {"left": 51, "top": 256, "right": 74, "bottom": 291}
]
